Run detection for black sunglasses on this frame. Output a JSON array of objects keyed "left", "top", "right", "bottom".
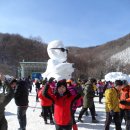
[{"left": 51, "top": 48, "right": 68, "bottom": 53}]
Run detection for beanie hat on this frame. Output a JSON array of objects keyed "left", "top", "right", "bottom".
[
  {"left": 57, "top": 79, "right": 67, "bottom": 88},
  {"left": 55, "top": 79, "right": 71, "bottom": 97}
]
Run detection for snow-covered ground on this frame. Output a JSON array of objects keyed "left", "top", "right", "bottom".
[
  {"left": 3, "top": 87, "right": 125, "bottom": 130},
  {"left": 110, "top": 47, "right": 130, "bottom": 64}
]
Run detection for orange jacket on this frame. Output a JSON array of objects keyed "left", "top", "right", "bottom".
[{"left": 119, "top": 86, "right": 130, "bottom": 109}]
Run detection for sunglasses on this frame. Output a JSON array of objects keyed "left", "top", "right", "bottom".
[{"left": 51, "top": 48, "right": 68, "bottom": 53}]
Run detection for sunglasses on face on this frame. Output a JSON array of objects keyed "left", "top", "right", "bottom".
[{"left": 51, "top": 48, "right": 68, "bottom": 53}]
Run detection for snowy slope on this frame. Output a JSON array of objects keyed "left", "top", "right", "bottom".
[
  {"left": 110, "top": 47, "right": 130, "bottom": 64},
  {"left": 4, "top": 87, "right": 125, "bottom": 130}
]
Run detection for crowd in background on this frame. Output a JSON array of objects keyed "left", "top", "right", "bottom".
[{"left": 1, "top": 74, "right": 130, "bottom": 130}]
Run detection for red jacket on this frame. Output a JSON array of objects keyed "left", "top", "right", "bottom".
[
  {"left": 38, "top": 87, "right": 53, "bottom": 106},
  {"left": 54, "top": 95, "right": 76, "bottom": 125},
  {"left": 43, "top": 85, "right": 81, "bottom": 125}
]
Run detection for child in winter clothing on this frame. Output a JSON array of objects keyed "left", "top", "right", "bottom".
[
  {"left": 0, "top": 79, "right": 17, "bottom": 130},
  {"left": 43, "top": 79, "right": 81, "bottom": 130},
  {"left": 38, "top": 85, "right": 54, "bottom": 124}
]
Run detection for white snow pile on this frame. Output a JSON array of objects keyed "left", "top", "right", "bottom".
[{"left": 105, "top": 72, "right": 130, "bottom": 83}]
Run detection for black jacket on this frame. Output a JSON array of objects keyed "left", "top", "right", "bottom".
[
  {"left": 14, "top": 80, "right": 29, "bottom": 106},
  {"left": 0, "top": 88, "right": 14, "bottom": 121}
]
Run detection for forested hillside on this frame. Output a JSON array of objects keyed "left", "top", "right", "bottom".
[{"left": 0, "top": 33, "right": 130, "bottom": 79}]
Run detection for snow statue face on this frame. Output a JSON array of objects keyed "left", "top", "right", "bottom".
[{"left": 47, "top": 40, "right": 67, "bottom": 62}]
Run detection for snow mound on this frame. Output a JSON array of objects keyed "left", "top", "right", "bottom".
[{"left": 105, "top": 72, "right": 130, "bottom": 83}]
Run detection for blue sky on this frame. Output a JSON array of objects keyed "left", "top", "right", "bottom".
[{"left": 0, "top": 0, "right": 130, "bottom": 47}]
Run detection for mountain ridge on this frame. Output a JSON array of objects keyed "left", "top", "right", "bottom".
[{"left": 0, "top": 32, "right": 130, "bottom": 79}]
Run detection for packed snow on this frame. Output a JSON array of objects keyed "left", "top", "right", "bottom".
[{"left": 3, "top": 86, "right": 125, "bottom": 130}]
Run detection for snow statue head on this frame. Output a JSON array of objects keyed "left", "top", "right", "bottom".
[
  {"left": 47, "top": 40, "right": 67, "bottom": 62},
  {"left": 42, "top": 40, "right": 74, "bottom": 81}
]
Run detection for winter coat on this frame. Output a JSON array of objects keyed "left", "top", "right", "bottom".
[
  {"left": 35, "top": 81, "right": 41, "bottom": 90},
  {"left": 38, "top": 87, "right": 53, "bottom": 106},
  {"left": 43, "top": 84, "right": 81, "bottom": 126},
  {"left": 97, "top": 82, "right": 104, "bottom": 93},
  {"left": 83, "top": 81, "right": 95, "bottom": 108},
  {"left": 0, "top": 88, "right": 14, "bottom": 121},
  {"left": 67, "top": 85, "right": 83, "bottom": 110},
  {"left": 14, "top": 80, "right": 29, "bottom": 106},
  {"left": 119, "top": 86, "right": 130, "bottom": 110},
  {"left": 105, "top": 87, "right": 120, "bottom": 112}
]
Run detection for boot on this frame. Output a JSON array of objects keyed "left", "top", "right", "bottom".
[
  {"left": 72, "top": 124, "right": 78, "bottom": 130},
  {"left": 92, "top": 119, "right": 99, "bottom": 123},
  {"left": 44, "top": 120, "right": 48, "bottom": 124},
  {"left": 50, "top": 120, "right": 54, "bottom": 125},
  {"left": 85, "top": 111, "right": 89, "bottom": 116},
  {"left": 77, "top": 118, "right": 84, "bottom": 123}
]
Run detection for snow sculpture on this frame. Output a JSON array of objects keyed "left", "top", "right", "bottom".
[{"left": 42, "top": 40, "right": 74, "bottom": 81}]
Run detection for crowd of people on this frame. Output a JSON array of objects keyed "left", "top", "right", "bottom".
[{"left": 1, "top": 75, "right": 130, "bottom": 130}]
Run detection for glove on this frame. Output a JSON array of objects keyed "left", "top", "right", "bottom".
[
  {"left": 110, "top": 110, "right": 115, "bottom": 116},
  {"left": 48, "top": 77, "right": 55, "bottom": 83},
  {"left": 120, "top": 100, "right": 128, "bottom": 105}
]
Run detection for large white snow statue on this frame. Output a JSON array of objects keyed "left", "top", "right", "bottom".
[
  {"left": 105, "top": 72, "right": 130, "bottom": 83},
  {"left": 42, "top": 40, "right": 74, "bottom": 81}
]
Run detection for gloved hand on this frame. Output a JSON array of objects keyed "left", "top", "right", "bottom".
[
  {"left": 48, "top": 77, "right": 55, "bottom": 83},
  {"left": 120, "top": 100, "right": 128, "bottom": 105},
  {"left": 110, "top": 110, "right": 115, "bottom": 116}
]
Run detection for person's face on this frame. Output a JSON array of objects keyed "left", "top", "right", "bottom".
[
  {"left": 93, "top": 82, "right": 96, "bottom": 86},
  {"left": 67, "top": 82, "right": 71, "bottom": 87},
  {"left": 10, "top": 82, "right": 17, "bottom": 89},
  {"left": 57, "top": 85, "right": 66, "bottom": 94}
]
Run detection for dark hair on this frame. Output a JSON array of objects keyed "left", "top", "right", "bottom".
[
  {"left": 9, "top": 79, "right": 17, "bottom": 85},
  {"left": 115, "top": 80, "right": 123, "bottom": 86},
  {"left": 122, "top": 80, "right": 128, "bottom": 86},
  {"left": 89, "top": 78, "right": 97, "bottom": 84}
]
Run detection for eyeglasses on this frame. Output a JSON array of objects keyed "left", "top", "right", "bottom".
[{"left": 51, "top": 48, "right": 68, "bottom": 53}]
